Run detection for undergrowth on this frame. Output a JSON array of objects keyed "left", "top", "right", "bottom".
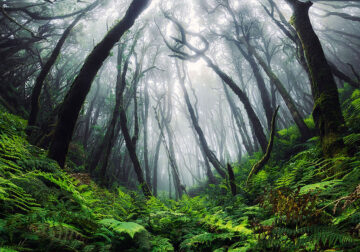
[{"left": 0, "top": 85, "right": 359, "bottom": 251}]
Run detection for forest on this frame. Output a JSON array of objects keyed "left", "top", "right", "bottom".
[{"left": 0, "top": 0, "right": 360, "bottom": 251}]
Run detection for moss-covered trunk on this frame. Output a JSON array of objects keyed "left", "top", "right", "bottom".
[{"left": 286, "top": 0, "right": 346, "bottom": 157}]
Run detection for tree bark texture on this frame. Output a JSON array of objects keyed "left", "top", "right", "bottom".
[{"left": 48, "top": 0, "right": 150, "bottom": 168}]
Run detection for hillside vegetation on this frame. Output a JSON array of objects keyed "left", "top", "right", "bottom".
[{"left": 0, "top": 85, "right": 359, "bottom": 251}]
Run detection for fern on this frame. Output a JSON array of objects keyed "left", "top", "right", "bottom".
[
  {"left": 0, "top": 247, "right": 19, "bottom": 252},
  {"left": 180, "top": 231, "right": 235, "bottom": 251},
  {"left": 150, "top": 236, "right": 174, "bottom": 252},
  {"left": 98, "top": 219, "right": 146, "bottom": 239}
]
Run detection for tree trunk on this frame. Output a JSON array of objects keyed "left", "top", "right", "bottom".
[
  {"left": 223, "top": 83, "right": 254, "bottom": 155},
  {"left": 119, "top": 106, "right": 152, "bottom": 197},
  {"left": 163, "top": 120, "right": 183, "bottom": 200},
  {"left": 246, "top": 42, "right": 312, "bottom": 140},
  {"left": 286, "top": 0, "right": 347, "bottom": 157},
  {"left": 227, "top": 163, "right": 236, "bottom": 196},
  {"left": 48, "top": 0, "right": 150, "bottom": 168},
  {"left": 203, "top": 56, "right": 268, "bottom": 153},
  {"left": 176, "top": 62, "right": 226, "bottom": 178},
  {"left": 27, "top": 13, "right": 84, "bottom": 136},
  {"left": 98, "top": 44, "right": 127, "bottom": 179},
  {"left": 152, "top": 130, "right": 162, "bottom": 196},
  {"left": 83, "top": 77, "right": 101, "bottom": 150},
  {"left": 235, "top": 44, "right": 273, "bottom": 129},
  {"left": 142, "top": 80, "right": 152, "bottom": 190},
  {"left": 154, "top": 102, "right": 183, "bottom": 200}
]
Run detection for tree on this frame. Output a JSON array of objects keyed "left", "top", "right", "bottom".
[
  {"left": 176, "top": 61, "right": 226, "bottom": 179},
  {"left": 161, "top": 14, "right": 268, "bottom": 153},
  {"left": 27, "top": 13, "right": 85, "bottom": 137},
  {"left": 48, "top": 0, "right": 151, "bottom": 168},
  {"left": 285, "top": 0, "right": 347, "bottom": 157}
]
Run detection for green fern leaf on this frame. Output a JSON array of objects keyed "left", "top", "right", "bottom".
[{"left": 99, "top": 219, "right": 146, "bottom": 238}]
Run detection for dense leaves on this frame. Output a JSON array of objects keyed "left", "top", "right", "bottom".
[{"left": 0, "top": 87, "right": 360, "bottom": 250}]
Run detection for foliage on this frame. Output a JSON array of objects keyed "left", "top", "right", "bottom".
[{"left": 1, "top": 88, "right": 360, "bottom": 251}]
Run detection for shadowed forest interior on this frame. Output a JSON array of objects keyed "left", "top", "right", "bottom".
[{"left": 1, "top": 0, "right": 360, "bottom": 251}]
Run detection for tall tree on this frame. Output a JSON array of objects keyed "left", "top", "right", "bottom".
[
  {"left": 48, "top": 0, "right": 151, "bottom": 168},
  {"left": 285, "top": 0, "right": 347, "bottom": 157},
  {"left": 176, "top": 61, "right": 226, "bottom": 179},
  {"left": 27, "top": 12, "right": 89, "bottom": 136},
  {"left": 161, "top": 14, "right": 268, "bottom": 153}
]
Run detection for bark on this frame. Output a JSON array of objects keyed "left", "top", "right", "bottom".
[
  {"left": 119, "top": 107, "right": 152, "bottom": 197},
  {"left": 27, "top": 13, "right": 84, "bottom": 136},
  {"left": 203, "top": 56, "right": 268, "bottom": 153},
  {"left": 152, "top": 130, "right": 162, "bottom": 196},
  {"left": 247, "top": 107, "right": 279, "bottom": 185},
  {"left": 48, "top": 0, "right": 150, "bottom": 168},
  {"left": 263, "top": 0, "right": 313, "bottom": 88},
  {"left": 223, "top": 83, "right": 254, "bottom": 155},
  {"left": 227, "top": 163, "right": 236, "bottom": 196},
  {"left": 246, "top": 42, "right": 312, "bottom": 140},
  {"left": 177, "top": 62, "right": 226, "bottom": 178},
  {"left": 143, "top": 80, "right": 152, "bottom": 189},
  {"left": 235, "top": 43, "right": 273, "bottom": 129},
  {"left": 155, "top": 109, "right": 183, "bottom": 200},
  {"left": 286, "top": 0, "right": 347, "bottom": 157},
  {"left": 82, "top": 77, "right": 101, "bottom": 150}
]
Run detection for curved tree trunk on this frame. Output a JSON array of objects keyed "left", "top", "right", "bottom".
[
  {"left": 203, "top": 56, "right": 268, "bottom": 153},
  {"left": 223, "top": 83, "right": 254, "bottom": 155},
  {"left": 48, "top": 0, "right": 150, "bottom": 168},
  {"left": 176, "top": 62, "right": 226, "bottom": 178},
  {"left": 246, "top": 43, "right": 312, "bottom": 140},
  {"left": 235, "top": 44, "right": 273, "bottom": 130},
  {"left": 247, "top": 107, "right": 279, "bottom": 184},
  {"left": 27, "top": 13, "right": 84, "bottom": 136},
  {"left": 286, "top": 0, "right": 347, "bottom": 157}
]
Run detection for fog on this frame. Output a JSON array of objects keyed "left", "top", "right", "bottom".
[{"left": 1, "top": 0, "right": 359, "bottom": 198}]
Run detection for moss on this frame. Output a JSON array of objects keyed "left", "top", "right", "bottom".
[{"left": 289, "top": 15, "right": 296, "bottom": 26}]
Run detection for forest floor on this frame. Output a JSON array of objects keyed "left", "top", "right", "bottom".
[{"left": 1, "top": 85, "right": 360, "bottom": 251}]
